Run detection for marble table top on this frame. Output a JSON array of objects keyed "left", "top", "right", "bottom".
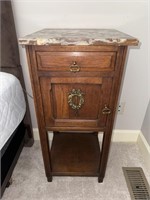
[{"left": 19, "top": 29, "right": 139, "bottom": 46}]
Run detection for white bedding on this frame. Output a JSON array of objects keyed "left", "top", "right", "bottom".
[{"left": 0, "top": 72, "right": 26, "bottom": 150}]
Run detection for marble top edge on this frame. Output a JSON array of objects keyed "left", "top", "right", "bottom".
[{"left": 19, "top": 28, "right": 139, "bottom": 46}]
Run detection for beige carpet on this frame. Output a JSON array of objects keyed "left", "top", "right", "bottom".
[{"left": 2, "top": 141, "right": 150, "bottom": 200}]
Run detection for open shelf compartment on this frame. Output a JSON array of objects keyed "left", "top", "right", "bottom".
[{"left": 51, "top": 132, "right": 100, "bottom": 176}]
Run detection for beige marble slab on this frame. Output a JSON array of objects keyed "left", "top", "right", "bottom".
[{"left": 19, "top": 29, "right": 139, "bottom": 46}]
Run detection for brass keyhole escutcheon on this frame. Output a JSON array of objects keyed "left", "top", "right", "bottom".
[
  {"left": 70, "top": 61, "right": 80, "bottom": 73},
  {"left": 102, "top": 105, "right": 111, "bottom": 115},
  {"left": 68, "top": 89, "right": 84, "bottom": 110}
]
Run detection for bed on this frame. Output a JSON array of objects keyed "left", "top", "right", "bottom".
[
  {"left": 0, "top": 72, "right": 26, "bottom": 150},
  {"left": 0, "top": 71, "right": 34, "bottom": 199},
  {"left": 0, "top": 0, "right": 34, "bottom": 197},
  {"left": 0, "top": 72, "right": 27, "bottom": 197}
]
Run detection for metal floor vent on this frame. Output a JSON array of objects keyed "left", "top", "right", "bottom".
[{"left": 123, "top": 167, "right": 150, "bottom": 200}]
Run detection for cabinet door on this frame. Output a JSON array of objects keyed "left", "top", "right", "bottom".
[{"left": 40, "top": 77, "right": 113, "bottom": 129}]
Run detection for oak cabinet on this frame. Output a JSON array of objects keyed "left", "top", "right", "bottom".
[{"left": 19, "top": 29, "right": 138, "bottom": 182}]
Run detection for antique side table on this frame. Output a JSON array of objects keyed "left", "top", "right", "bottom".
[{"left": 19, "top": 29, "right": 139, "bottom": 182}]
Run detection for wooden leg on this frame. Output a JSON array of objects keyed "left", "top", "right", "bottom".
[
  {"left": 98, "top": 176, "right": 104, "bottom": 183},
  {"left": 39, "top": 129, "right": 53, "bottom": 182},
  {"left": 47, "top": 176, "right": 53, "bottom": 182},
  {"left": 98, "top": 130, "right": 112, "bottom": 182}
]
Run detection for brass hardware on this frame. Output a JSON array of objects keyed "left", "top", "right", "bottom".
[
  {"left": 102, "top": 105, "right": 111, "bottom": 115},
  {"left": 68, "top": 89, "right": 84, "bottom": 110},
  {"left": 70, "top": 61, "right": 80, "bottom": 73}
]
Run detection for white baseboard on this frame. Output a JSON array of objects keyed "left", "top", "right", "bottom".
[
  {"left": 137, "top": 131, "right": 150, "bottom": 170},
  {"left": 33, "top": 128, "right": 40, "bottom": 140},
  {"left": 112, "top": 129, "right": 140, "bottom": 142},
  {"left": 33, "top": 128, "right": 53, "bottom": 140}
]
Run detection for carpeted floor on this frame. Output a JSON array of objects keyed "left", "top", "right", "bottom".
[{"left": 2, "top": 141, "right": 150, "bottom": 200}]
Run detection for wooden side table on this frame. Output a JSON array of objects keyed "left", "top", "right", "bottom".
[{"left": 19, "top": 29, "right": 139, "bottom": 182}]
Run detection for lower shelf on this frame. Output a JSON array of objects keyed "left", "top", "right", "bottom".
[{"left": 51, "top": 132, "right": 100, "bottom": 176}]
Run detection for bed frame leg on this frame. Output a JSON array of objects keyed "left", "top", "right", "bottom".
[
  {"left": 6, "top": 178, "right": 13, "bottom": 188},
  {"left": 24, "top": 124, "right": 34, "bottom": 147}
]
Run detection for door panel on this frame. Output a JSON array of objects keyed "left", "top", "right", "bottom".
[
  {"left": 40, "top": 77, "right": 113, "bottom": 128},
  {"left": 52, "top": 84, "right": 101, "bottom": 119}
]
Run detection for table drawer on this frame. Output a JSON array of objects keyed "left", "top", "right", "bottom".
[{"left": 36, "top": 51, "right": 116, "bottom": 72}]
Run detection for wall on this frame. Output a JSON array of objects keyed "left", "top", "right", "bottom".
[{"left": 12, "top": 0, "right": 149, "bottom": 132}]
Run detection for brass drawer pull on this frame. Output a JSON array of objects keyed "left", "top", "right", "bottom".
[
  {"left": 70, "top": 61, "right": 80, "bottom": 73},
  {"left": 102, "top": 105, "right": 111, "bottom": 115},
  {"left": 68, "top": 89, "right": 84, "bottom": 110}
]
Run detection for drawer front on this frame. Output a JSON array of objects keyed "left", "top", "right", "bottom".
[
  {"left": 40, "top": 77, "right": 113, "bottom": 129},
  {"left": 36, "top": 51, "right": 116, "bottom": 72}
]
